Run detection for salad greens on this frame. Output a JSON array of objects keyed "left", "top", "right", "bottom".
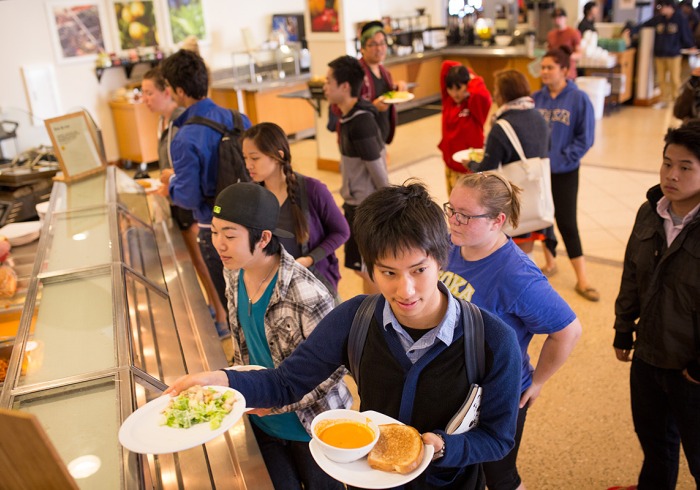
[{"left": 161, "top": 386, "right": 237, "bottom": 430}]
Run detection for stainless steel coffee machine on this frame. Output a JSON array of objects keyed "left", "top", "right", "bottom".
[{"left": 526, "top": 0, "right": 555, "bottom": 44}]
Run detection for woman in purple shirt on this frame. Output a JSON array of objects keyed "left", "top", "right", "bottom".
[{"left": 241, "top": 123, "right": 349, "bottom": 299}]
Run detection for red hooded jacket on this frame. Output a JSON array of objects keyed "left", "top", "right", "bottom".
[{"left": 438, "top": 60, "right": 492, "bottom": 173}]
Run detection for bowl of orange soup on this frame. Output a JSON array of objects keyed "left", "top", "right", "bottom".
[{"left": 311, "top": 409, "right": 380, "bottom": 463}]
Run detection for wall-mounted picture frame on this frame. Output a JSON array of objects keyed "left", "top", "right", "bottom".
[
  {"left": 308, "top": 0, "right": 340, "bottom": 33},
  {"left": 45, "top": 111, "right": 107, "bottom": 183},
  {"left": 167, "top": 0, "right": 206, "bottom": 44},
  {"left": 112, "top": 0, "right": 159, "bottom": 50},
  {"left": 45, "top": 1, "right": 109, "bottom": 63}
]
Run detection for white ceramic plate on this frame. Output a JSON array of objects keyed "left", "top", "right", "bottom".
[
  {"left": 381, "top": 92, "right": 415, "bottom": 104},
  {"left": 309, "top": 410, "right": 433, "bottom": 489},
  {"left": 0, "top": 221, "right": 42, "bottom": 247},
  {"left": 452, "top": 149, "right": 472, "bottom": 164},
  {"left": 118, "top": 386, "right": 246, "bottom": 454},
  {"left": 134, "top": 178, "right": 162, "bottom": 193}
]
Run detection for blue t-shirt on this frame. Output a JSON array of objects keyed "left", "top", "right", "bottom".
[
  {"left": 440, "top": 239, "right": 576, "bottom": 392},
  {"left": 237, "top": 271, "right": 310, "bottom": 442}
]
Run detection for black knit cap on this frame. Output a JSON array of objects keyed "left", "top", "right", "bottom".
[{"left": 212, "top": 182, "right": 294, "bottom": 238}]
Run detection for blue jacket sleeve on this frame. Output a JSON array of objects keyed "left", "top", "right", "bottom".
[
  {"left": 169, "top": 133, "right": 206, "bottom": 213},
  {"left": 433, "top": 308, "right": 522, "bottom": 469},
  {"left": 561, "top": 93, "right": 595, "bottom": 166}
]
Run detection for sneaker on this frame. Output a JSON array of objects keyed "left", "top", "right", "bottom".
[{"left": 216, "top": 321, "right": 231, "bottom": 340}]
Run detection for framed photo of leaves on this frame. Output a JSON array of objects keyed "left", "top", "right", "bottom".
[
  {"left": 112, "top": 0, "right": 159, "bottom": 50},
  {"left": 167, "top": 0, "right": 206, "bottom": 44}
]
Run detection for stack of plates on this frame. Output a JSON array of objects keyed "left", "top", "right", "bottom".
[{"left": 0, "top": 221, "right": 42, "bottom": 247}]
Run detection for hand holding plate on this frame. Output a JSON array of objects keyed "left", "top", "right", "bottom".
[{"left": 164, "top": 370, "right": 229, "bottom": 396}]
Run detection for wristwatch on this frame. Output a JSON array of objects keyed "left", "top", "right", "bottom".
[{"left": 433, "top": 433, "right": 446, "bottom": 460}]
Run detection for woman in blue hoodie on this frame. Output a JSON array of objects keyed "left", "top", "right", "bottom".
[{"left": 533, "top": 47, "right": 598, "bottom": 301}]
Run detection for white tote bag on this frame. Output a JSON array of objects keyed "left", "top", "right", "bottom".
[{"left": 496, "top": 119, "right": 555, "bottom": 236}]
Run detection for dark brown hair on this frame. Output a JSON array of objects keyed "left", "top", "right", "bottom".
[
  {"left": 241, "top": 123, "right": 309, "bottom": 244},
  {"left": 143, "top": 66, "right": 166, "bottom": 91},
  {"left": 543, "top": 46, "right": 572, "bottom": 71},
  {"left": 494, "top": 70, "right": 532, "bottom": 103}
]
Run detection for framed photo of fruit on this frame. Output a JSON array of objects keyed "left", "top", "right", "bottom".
[
  {"left": 45, "top": 1, "right": 110, "bottom": 63},
  {"left": 112, "top": 0, "right": 159, "bottom": 50},
  {"left": 308, "top": 0, "right": 340, "bottom": 33},
  {"left": 166, "top": 0, "right": 206, "bottom": 45}
]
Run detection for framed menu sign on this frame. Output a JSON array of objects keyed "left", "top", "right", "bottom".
[{"left": 45, "top": 111, "right": 106, "bottom": 182}]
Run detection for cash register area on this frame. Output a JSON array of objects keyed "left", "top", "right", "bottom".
[{"left": 251, "top": 102, "right": 692, "bottom": 489}]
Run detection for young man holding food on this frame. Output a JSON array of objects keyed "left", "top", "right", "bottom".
[
  {"left": 438, "top": 60, "right": 493, "bottom": 195},
  {"left": 166, "top": 181, "right": 522, "bottom": 489},
  {"left": 208, "top": 182, "right": 351, "bottom": 489},
  {"left": 324, "top": 55, "right": 389, "bottom": 294}
]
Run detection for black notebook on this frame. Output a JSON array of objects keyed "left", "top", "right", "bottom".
[{"left": 445, "top": 384, "right": 482, "bottom": 435}]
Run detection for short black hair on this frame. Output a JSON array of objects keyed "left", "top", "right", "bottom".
[
  {"left": 445, "top": 65, "right": 471, "bottom": 89},
  {"left": 657, "top": 0, "right": 676, "bottom": 7},
  {"left": 328, "top": 55, "right": 365, "bottom": 98},
  {"left": 664, "top": 119, "right": 700, "bottom": 162},
  {"left": 583, "top": 1, "right": 597, "bottom": 16},
  {"left": 247, "top": 227, "right": 281, "bottom": 256},
  {"left": 160, "top": 49, "right": 208, "bottom": 99},
  {"left": 353, "top": 180, "right": 451, "bottom": 279}
]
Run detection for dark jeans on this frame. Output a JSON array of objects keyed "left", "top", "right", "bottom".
[
  {"left": 483, "top": 401, "right": 529, "bottom": 490},
  {"left": 197, "top": 227, "right": 227, "bottom": 311},
  {"left": 250, "top": 422, "right": 344, "bottom": 490},
  {"left": 551, "top": 169, "right": 583, "bottom": 259},
  {"left": 631, "top": 358, "right": 700, "bottom": 490}
]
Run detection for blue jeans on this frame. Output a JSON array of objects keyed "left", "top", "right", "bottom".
[
  {"left": 250, "top": 422, "right": 344, "bottom": 490},
  {"left": 631, "top": 358, "right": 700, "bottom": 490},
  {"left": 197, "top": 227, "right": 227, "bottom": 311}
]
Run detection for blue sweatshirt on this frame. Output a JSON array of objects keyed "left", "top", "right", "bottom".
[
  {"left": 223, "top": 292, "right": 522, "bottom": 475},
  {"left": 533, "top": 81, "right": 595, "bottom": 174},
  {"left": 633, "top": 10, "right": 694, "bottom": 57},
  {"left": 169, "top": 98, "right": 251, "bottom": 224}
]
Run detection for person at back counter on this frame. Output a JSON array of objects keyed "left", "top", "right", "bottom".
[{"left": 329, "top": 20, "right": 407, "bottom": 145}]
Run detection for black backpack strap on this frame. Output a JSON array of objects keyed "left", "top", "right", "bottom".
[
  {"left": 347, "top": 294, "right": 380, "bottom": 388},
  {"left": 459, "top": 299, "right": 486, "bottom": 385},
  {"left": 230, "top": 109, "right": 244, "bottom": 134},
  {"left": 183, "top": 115, "right": 228, "bottom": 135}
]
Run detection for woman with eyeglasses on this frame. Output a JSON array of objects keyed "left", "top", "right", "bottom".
[{"left": 440, "top": 171, "right": 582, "bottom": 490}]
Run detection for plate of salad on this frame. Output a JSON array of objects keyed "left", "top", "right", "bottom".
[
  {"left": 119, "top": 385, "right": 246, "bottom": 454},
  {"left": 380, "top": 91, "right": 415, "bottom": 104}
]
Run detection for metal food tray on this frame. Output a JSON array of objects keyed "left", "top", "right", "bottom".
[{"left": 0, "top": 165, "right": 60, "bottom": 185}]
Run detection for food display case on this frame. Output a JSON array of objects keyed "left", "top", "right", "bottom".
[{"left": 0, "top": 167, "right": 272, "bottom": 489}]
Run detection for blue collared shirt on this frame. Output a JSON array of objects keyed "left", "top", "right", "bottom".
[{"left": 381, "top": 282, "right": 459, "bottom": 364}]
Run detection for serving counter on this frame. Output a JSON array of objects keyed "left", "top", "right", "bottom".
[{"left": 0, "top": 167, "right": 272, "bottom": 489}]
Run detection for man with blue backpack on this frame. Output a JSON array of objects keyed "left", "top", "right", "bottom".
[{"left": 160, "top": 48, "right": 252, "bottom": 339}]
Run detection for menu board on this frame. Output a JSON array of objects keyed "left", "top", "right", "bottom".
[{"left": 45, "top": 111, "right": 106, "bottom": 182}]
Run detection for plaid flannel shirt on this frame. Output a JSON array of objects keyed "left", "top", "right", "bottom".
[{"left": 224, "top": 247, "right": 352, "bottom": 433}]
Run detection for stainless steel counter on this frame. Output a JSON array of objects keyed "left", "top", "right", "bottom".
[
  {"left": 210, "top": 73, "right": 311, "bottom": 93},
  {"left": 0, "top": 168, "right": 273, "bottom": 489},
  {"left": 382, "top": 45, "right": 532, "bottom": 67}
]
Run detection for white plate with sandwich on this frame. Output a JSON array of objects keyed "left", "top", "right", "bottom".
[{"left": 308, "top": 410, "right": 433, "bottom": 489}]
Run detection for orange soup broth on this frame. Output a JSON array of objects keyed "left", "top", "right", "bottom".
[{"left": 317, "top": 421, "right": 375, "bottom": 449}]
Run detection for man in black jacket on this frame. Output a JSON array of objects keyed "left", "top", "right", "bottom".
[{"left": 612, "top": 121, "right": 700, "bottom": 490}]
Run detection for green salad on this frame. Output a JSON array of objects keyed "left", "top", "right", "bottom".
[{"left": 161, "top": 385, "right": 237, "bottom": 430}]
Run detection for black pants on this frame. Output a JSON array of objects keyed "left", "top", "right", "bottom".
[
  {"left": 551, "top": 169, "right": 583, "bottom": 259},
  {"left": 483, "top": 401, "right": 530, "bottom": 490}
]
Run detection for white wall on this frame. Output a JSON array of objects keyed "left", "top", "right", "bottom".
[{"left": 0, "top": 0, "right": 443, "bottom": 162}]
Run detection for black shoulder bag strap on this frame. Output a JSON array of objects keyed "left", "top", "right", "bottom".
[
  {"left": 347, "top": 294, "right": 380, "bottom": 389},
  {"left": 230, "top": 109, "right": 244, "bottom": 134},
  {"left": 459, "top": 299, "right": 486, "bottom": 385},
  {"left": 183, "top": 115, "right": 227, "bottom": 134}
]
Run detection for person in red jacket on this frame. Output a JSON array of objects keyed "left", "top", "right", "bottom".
[{"left": 438, "top": 60, "right": 493, "bottom": 195}]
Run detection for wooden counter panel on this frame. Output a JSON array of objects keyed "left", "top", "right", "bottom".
[
  {"left": 448, "top": 55, "right": 541, "bottom": 93},
  {"left": 108, "top": 101, "right": 159, "bottom": 164},
  {"left": 387, "top": 57, "right": 442, "bottom": 100}
]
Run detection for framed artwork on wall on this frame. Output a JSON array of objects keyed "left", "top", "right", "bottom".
[
  {"left": 45, "top": 1, "right": 109, "bottom": 63},
  {"left": 112, "top": 0, "right": 159, "bottom": 50},
  {"left": 308, "top": 0, "right": 340, "bottom": 33},
  {"left": 166, "top": 0, "right": 206, "bottom": 44}
]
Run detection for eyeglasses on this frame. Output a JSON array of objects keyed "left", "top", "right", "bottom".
[
  {"left": 442, "top": 203, "right": 492, "bottom": 225},
  {"left": 365, "top": 42, "right": 387, "bottom": 48}
]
